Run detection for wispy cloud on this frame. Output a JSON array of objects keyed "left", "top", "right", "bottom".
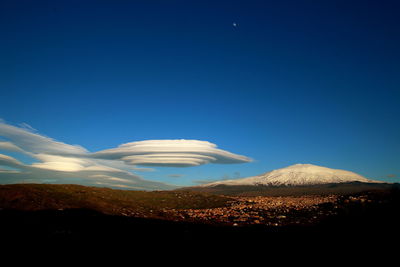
[
  {"left": 0, "top": 120, "right": 252, "bottom": 190},
  {"left": 0, "top": 122, "right": 87, "bottom": 155}
]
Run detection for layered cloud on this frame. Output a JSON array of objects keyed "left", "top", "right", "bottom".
[
  {"left": 92, "top": 140, "right": 252, "bottom": 167},
  {"left": 0, "top": 151, "right": 173, "bottom": 190},
  {"left": 0, "top": 122, "right": 87, "bottom": 155},
  {"left": 0, "top": 120, "right": 252, "bottom": 190}
]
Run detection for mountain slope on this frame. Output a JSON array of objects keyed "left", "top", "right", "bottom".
[{"left": 201, "top": 164, "right": 378, "bottom": 187}]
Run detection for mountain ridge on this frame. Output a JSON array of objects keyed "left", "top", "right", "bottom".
[{"left": 200, "top": 164, "right": 381, "bottom": 187}]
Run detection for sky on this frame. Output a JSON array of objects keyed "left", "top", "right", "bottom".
[{"left": 0, "top": 0, "right": 399, "bottom": 189}]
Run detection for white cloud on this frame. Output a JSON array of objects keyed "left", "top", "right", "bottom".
[
  {"left": 0, "top": 120, "right": 252, "bottom": 190},
  {"left": 0, "top": 121, "right": 87, "bottom": 155},
  {"left": 31, "top": 154, "right": 89, "bottom": 172},
  {"left": 92, "top": 139, "right": 252, "bottom": 167},
  {"left": 28, "top": 154, "right": 128, "bottom": 173}
]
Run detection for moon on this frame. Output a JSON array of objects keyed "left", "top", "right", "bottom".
[{"left": 232, "top": 22, "right": 237, "bottom": 27}]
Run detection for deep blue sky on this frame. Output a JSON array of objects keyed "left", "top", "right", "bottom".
[{"left": 1, "top": 0, "right": 399, "bottom": 185}]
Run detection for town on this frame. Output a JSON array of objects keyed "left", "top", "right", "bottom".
[{"left": 161, "top": 195, "right": 344, "bottom": 226}]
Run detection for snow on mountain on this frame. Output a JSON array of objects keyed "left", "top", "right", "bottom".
[{"left": 201, "top": 164, "right": 378, "bottom": 187}]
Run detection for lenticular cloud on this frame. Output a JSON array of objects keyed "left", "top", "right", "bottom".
[
  {"left": 92, "top": 140, "right": 252, "bottom": 167},
  {"left": 0, "top": 120, "right": 252, "bottom": 190}
]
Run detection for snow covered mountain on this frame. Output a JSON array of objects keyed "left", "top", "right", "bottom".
[{"left": 201, "top": 164, "right": 378, "bottom": 187}]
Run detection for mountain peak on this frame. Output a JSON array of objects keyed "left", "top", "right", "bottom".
[{"left": 201, "top": 164, "right": 378, "bottom": 187}]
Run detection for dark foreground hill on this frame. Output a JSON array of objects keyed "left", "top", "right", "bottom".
[
  {"left": 1, "top": 183, "right": 400, "bottom": 254},
  {"left": 0, "top": 183, "right": 231, "bottom": 217}
]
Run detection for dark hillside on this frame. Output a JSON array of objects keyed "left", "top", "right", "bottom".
[
  {"left": 0, "top": 184, "right": 231, "bottom": 218},
  {"left": 0, "top": 183, "right": 399, "bottom": 254},
  {"left": 1, "top": 188, "right": 399, "bottom": 253}
]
